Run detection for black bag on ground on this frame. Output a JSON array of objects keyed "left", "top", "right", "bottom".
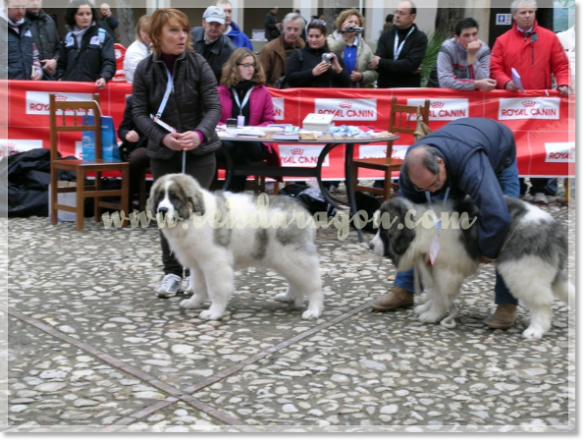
[
  {"left": 279, "top": 183, "right": 335, "bottom": 217},
  {"left": 353, "top": 191, "right": 381, "bottom": 233},
  {"left": 0, "top": 148, "right": 77, "bottom": 217}
]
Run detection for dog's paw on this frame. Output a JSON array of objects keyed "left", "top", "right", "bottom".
[
  {"left": 199, "top": 309, "right": 224, "bottom": 321},
  {"left": 414, "top": 303, "right": 431, "bottom": 315},
  {"left": 301, "top": 308, "right": 321, "bottom": 320},
  {"left": 418, "top": 310, "right": 446, "bottom": 324},
  {"left": 522, "top": 327, "right": 545, "bottom": 340},
  {"left": 274, "top": 292, "right": 294, "bottom": 303},
  {"left": 180, "top": 298, "right": 204, "bottom": 309}
]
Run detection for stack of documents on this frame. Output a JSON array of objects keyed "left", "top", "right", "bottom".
[{"left": 225, "top": 127, "right": 267, "bottom": 137}]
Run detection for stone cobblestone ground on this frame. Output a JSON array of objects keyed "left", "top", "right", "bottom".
[{"left": 1, "top": 191, "right": 575, "bottom": 433}]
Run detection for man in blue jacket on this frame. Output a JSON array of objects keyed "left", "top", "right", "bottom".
[
  {"left": 1, "top": 0, "right": 42, "bottom": 80},
  {"left": 215, "top": 0, "right": 253, "bottom": 50},
  {"left": 372, "top": 118, "right": 521, "bottom": 329}
]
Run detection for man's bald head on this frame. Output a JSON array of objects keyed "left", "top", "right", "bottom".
[{"left": 402, "top": 145, "right": 440, "bottom": 178}]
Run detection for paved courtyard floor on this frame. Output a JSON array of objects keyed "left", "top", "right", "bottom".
[{"left": 0, "top": 191, "right": 576, "bottom": 433}]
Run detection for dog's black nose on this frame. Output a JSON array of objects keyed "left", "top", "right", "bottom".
[
  {"left": 368, "top": 242, "right": 374, "bottom": 250},
  {"left": 158, "top": 206, "right": 169, "bottom": 215}
]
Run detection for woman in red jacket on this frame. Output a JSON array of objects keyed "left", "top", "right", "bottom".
[{"left": 216, "top": 47, "right": 276, "bottom": 192}]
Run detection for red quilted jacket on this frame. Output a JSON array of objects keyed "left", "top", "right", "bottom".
[{"left": 490, "top": 20, "right": 571, "bottom": 90}]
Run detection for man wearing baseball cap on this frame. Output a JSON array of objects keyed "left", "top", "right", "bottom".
[{"left": 191, "top": 5, "right": 236, "bottom": 82}]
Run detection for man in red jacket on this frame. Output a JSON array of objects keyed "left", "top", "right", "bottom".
[{"left": 490, "top": 0, "right": 571, "bottom": 204}]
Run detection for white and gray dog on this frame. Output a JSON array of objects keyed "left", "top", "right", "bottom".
[
  {"left": 370, "top": 196, "right": 574, "bottom": 339},
  {"left": 148, "top": 174, "right": 323, "bottom": 321}
]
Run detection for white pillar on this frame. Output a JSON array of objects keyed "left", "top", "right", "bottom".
[
  {"left": 464, "top": 0, "right": 491, "bottom": 44},
  {"left": 146, "top": 0, "right": 170, "bottom": 15},
  {"left": 231, "top": 0, "right": 241, "bottom": 28},
  {"left": 365, "top": 0, "right": 385, "bottom": 43}
]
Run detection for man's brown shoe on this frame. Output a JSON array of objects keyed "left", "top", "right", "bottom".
[
  {"left": 372, "top": 286, "right": 414, "bottom": 311},
  {"left": 486, "top": 303, "right": 518, "bottom": 329}
]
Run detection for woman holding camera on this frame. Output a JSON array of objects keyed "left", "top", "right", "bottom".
[
  {"left": 327, "top": 9, "right": 377, "bottom": 87},
  {"left": 284, "top": 19, "right": 350, "bottom": 88},
  {"left": 216, "top": 48, "right": 278, "bottom": 192}
]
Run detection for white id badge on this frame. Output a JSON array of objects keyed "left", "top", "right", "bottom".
[
  {"left": 65, "top": 36, "right": 74, "bottom": 47},
  {"left": 90, "top": 36, "right": 101, "bottom": 45},
  {"left": 152, "top": 115, "right": 177, "bottom": 133},
  {"left": 429, "top": 234, "right": 440, "bottom": 266}
]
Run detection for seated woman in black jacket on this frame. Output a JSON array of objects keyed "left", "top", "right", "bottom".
[
  {"left": 117, "top": 95, "right": 150, "bottom": 205},
  {"left": 56, "top": 0, "right": 116, "bottom": 89},
  {"left": 284, "top": 19, "right": 350, "bottom": 88}
]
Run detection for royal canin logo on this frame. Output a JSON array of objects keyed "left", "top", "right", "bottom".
[
  {"left": 290, "top": 148, "right": 304, "bottom": 155},
  {"left": 431, "top": 102, "right": 444, "bottom": 108},
  {"left": 522, "top": 100, "right": 536, "bottom": 108},
  {"left": 1, "top": 141, "right": 16, "bottom": 150},
  {"left": 339, "top": 102, "right": 352, "bottom": 109},
  {"left": 54, "top": 94, "right": 68, "bottom": 102}
]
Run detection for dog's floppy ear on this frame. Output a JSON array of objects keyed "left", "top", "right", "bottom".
[
  {"left": 190, "top": 188, "right": 205, "bottom": 216},
  {"left": 146, "top": 178, "right": 163, "bottom": 217},
  {"left": 381, "top": 198, "right": 416, "bottom": 257}
]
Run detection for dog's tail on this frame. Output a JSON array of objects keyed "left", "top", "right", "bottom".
[{"left": 552, "top": 271, "right": 575, "bottom": 309}]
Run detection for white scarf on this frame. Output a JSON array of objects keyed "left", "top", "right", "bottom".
[
  {"left": 71, "top": 24, "right": 92, "bottom": 47},
  {"left": 1, "top": 8, "right": 25, "bottom": 32}
]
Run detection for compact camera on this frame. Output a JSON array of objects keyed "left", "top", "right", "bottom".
[
  {"left": 322, "top": 53, "right": 334, "bottom": 65},
  {"left": 345, "top": 26, "right": 364, "bottom": 34}
]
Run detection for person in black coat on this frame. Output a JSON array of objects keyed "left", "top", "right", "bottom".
[
  {"left": 284, "top": 19, "right": 350, "bottom": 88},
  {"left": 98, "top": 3, "right": 118, "bottom": 41},
  {"left": 56, "top": 0, "right": 116, "bottom": 88},
  {"left": 190, "top": 6, "right": 236, "bottom": 83},
  {"left": 26, "top": 0, "right": 60, "bottom": 80},
  {"left": 264, "top": 7, "right": 281, "bottom": 41},
  {"left": 371, "top": 0, "right": 427, "bottom": 88},
  {"left": 117, "top": 95, "right": 150, "bottom": 203}
]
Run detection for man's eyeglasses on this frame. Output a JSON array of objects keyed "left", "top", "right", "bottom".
[
  {"left": 237, "top": 63, "right": 256, "bottom": 69},
  {"left": 393, "top": 10, "right": 411, "bottom": 17},
  {"left": 413, "top": 174, "right": 441, "bottom": 192}
]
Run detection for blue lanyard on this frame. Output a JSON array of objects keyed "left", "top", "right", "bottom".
[
  {"left": 231, "top": 87, "right": 254, "bottom": 116},
  {"left": 426, "top": 187, "right": 450, "bottom": 232},
  {"left": 425, "top": 187, "right": 450, "bottom": 205},
  {"left": 393, "top": 27, "right": 415, "bottom": 60},
  {"left": 156, "top": 67, "right": 174, "bottom": 118}
]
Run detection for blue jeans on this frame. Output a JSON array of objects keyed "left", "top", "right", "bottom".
[{"left": 394, "top": 160, "right": 520, "bottom": 305}]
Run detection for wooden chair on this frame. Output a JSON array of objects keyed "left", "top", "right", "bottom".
[
  {"left": 49, "top": 93, "right": 130, "bottom": 230},
  {"left": 352, "top": 97, "right": 431, "bottom": 201}
]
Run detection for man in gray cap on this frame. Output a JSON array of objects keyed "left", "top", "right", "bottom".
[{"left": 191, "top": 5, "right": 236, "bottom": 82}]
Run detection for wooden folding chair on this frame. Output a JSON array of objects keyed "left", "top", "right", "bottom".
[
  {"left": 49, "top": 93, "right": 130, "bottom": 230},
  {"left": 352, "top": 97, "right": 431, "bottom": 201}
]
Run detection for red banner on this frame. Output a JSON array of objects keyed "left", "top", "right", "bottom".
[{"left": 1, "top": 80, "right": 575, "bottom": 179}]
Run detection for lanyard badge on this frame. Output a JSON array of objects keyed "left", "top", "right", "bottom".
[{"left": 425, "top": 188, "right": 450, "bottom": 266}]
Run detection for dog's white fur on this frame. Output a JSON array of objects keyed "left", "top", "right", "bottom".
[
  {"left": 148, "top": 174, "right": 323, "bottom": 321},
  {"left": 371, "top": 197, "right": 575, "bottom": 340}
]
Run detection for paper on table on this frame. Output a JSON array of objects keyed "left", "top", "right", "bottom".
[{"left": 511, "top": 68, "right": 526, "bottom": 93}]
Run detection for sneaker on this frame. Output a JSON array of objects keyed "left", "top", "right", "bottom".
[
  {"left": 533, "top": 192, "right": 548, "bottom": 205},
  {"left": 156, "top": 274, "right": 183, "bottom": 298},
  {"left": 486, "top": 303, "right": 518, "bottom": 329},
  {"left": 371, "top": 286, "right": 414, "bottom": 311}
]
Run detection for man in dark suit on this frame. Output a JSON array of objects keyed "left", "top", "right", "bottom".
[
  {"left": 264, "top": 7, "right": 281, "bottom": 42},
  {"left": 371, "top": 0, "right": 427, "bottom": 88}
]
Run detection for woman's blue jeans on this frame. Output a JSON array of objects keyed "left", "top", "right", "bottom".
[{"left": 393, "top": 159, "right": 520, "bottom": 305}]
